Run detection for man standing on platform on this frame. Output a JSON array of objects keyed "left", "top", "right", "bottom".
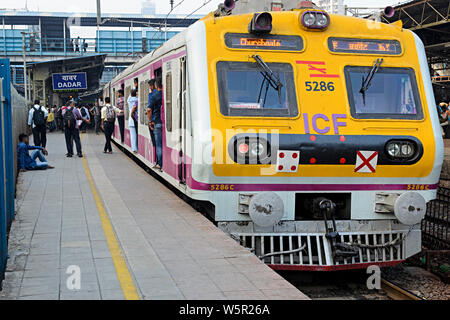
[
  {"left": 28, "top": 99, "right": 48, "bottom": 148},
  {"left": 92, "top": 100, "right": 102, "bottom": 135},
  {"left": 62, "top": 100, "right": 89, "bottom": 158},
  {"left": 101, "top": 97, "right": 121, "bottom": 154}
]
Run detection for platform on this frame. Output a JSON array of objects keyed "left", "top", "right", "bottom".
[{"left": 0, "top": 132, "right": 308, "bottom": 300}]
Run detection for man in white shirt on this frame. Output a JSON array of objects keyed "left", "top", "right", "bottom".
[
  {"left": 101, "top": 97, "right": 121, "bottom": 154},
  {"left": 27, "top": 99, "right": 49, "bottom": 148}
]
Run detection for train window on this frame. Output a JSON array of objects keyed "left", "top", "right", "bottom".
[
  {"left": 165, "top": 72, "right": 173, "bottom": 132},
  {"left": 139, "top": 81, "right": 149, "bottom": 125},
  {"left": 217, "top": 61, "right": 298, "bottom": 117},
  {"left": 345, "top": 66, "right": 423, "bottom": 120}
]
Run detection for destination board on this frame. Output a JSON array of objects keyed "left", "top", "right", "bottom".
[
  {"left": 225, "top": 33, "right": 303, "bottom": 51},
  {"left": 328, "top": 38, "right": 402, "bottom": 55}
]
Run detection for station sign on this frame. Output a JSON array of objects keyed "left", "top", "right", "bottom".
[
  {"left": 328, "top": 38, "right": 402, "bottom": 55},
  {"left": 52, "top": 72, "right": 88, "bottom": 91},
  {"left": 225, "top": 33, "right": 303, "bottom": 51}
]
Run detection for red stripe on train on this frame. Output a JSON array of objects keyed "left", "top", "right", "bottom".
[{"left": 268, "top": 260, "right": 404, "bottom": 271}]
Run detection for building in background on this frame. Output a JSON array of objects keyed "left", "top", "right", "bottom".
[
  {"left": 316, "top": 0, "right": 345, "bottom": 15},
  {"left": 233, "top": 0, "right": 345, "bottom": 15},
  {"left": 141, "top": 0, "right": 156, "bottom": 15},
  {"left": 233, "top": 0, "right": 310, "bottom": 14}
]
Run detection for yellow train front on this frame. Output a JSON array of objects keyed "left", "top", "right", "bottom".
[{"left": 190, "top": 7, "right": 444, "bottom": 271}]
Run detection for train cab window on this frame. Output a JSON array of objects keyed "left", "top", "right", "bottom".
[
  {"left": 217, "top": 61, "right": 298, "bottom": 117},
  {"left": 345, "top": 66, "right": 423, "bottom": 120},
  {"left": 165, "top": 72, "right": 173, "bottom": 132}
]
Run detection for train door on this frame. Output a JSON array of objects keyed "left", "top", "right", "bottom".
[{"left": 178, "top": 56, "right": 187, "bottom": 184}]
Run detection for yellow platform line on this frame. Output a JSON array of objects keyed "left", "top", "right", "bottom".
[{"left": 82, "top": 157, "right": 140, "bottom": 300}]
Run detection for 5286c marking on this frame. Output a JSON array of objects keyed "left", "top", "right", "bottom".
[
  {"left": 210, "top": 184, "right": 235, "bottom": 191},
  {"left": 407, "top": 184, "right": 430, "bottom": 190}
]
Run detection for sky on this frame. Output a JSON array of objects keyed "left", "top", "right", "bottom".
[
  {"left": 0, "top": 0, "right": 400, "bottom": 37},
  {"left": 0, "top": 0, "right": 402, "bottom": 15}
]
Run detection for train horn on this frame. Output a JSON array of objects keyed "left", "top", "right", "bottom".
[
  {"left": 383, "top": 6, "right": 395, "bottom": 18},
  {"left": 214, "top": 0, "right": 237, "bottom": 17},
  {"left": 223, "top": 0, "right": 236, "bottom": 11}
]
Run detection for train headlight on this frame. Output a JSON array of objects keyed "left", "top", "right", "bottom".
[
  {"left": 401, "top": 143, "right": 415, "bottom": 157},
  {"left": 250, "top": 142, "right": 265, "bottom": 157},
  {"left": 302, "top": 12, "right": 316, "bottom": 27},
  {"left": 316, "top": 13, "right": 329, "bottom": 27},
  {"left": 300, "top": 11, "right": 330, "bottom": 29},
  {"left": 387, "top": 142, "right": 401, "bottom": 157},
  {"left": 386, "top": 140, "right": 417, "bottom": 159}
]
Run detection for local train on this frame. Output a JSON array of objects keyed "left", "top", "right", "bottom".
[{"left": 103, "top": 2, "right": 444, "bottom": 271}]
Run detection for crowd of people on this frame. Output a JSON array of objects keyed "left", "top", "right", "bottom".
[{"left": 18, "top": 78, "right": 164, "bottom": 172}]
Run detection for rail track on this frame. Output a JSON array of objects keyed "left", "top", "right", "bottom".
[
  {"left": 277, "top": 270, "right": 427, "bottom": 300},
  {"left": 380, "top": 278, "right": 424, "bottom": 300}
]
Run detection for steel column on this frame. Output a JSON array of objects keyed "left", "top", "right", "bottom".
[{"left": 0, "top": 58, "right": 14, "bottom": 282}]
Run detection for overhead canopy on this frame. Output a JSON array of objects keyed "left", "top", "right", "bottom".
[
  {"left": 28, "top": 54, "right": 106, "bottom": 91},
  {"left": 385, "top": 0, "right": 449, "bottom": 60}
]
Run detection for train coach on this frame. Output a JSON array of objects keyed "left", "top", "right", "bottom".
[{"left": 104, "top": 1, "right": 444, "bottom": 271}]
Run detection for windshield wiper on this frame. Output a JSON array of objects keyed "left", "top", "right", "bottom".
[
  {"left": 252, "top": 55, "right": 283, "bottom": 107},
  {"left": 359, "top": 58, "right": 383, "bottom": 105}
]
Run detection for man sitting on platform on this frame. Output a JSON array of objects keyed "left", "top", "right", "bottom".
[{"left": 17, "top": 133, "right": 54, "bottom": 171}]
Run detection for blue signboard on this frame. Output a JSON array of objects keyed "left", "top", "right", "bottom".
[{"left": 52, "top": 72, "right": 87, "bottom": 91}]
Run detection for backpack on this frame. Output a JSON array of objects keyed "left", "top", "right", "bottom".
[
  {"left": 80, "top": 107, "right": 87, "bottom": 117},
  {"left": 33, "top": 106, "right": 46, "bottom": 127},
  {"left": 63, "top": 107, "right": 76, "bottom": 128},
  {"left": 106, "top": 106, "right": 116, "bottom": 123}
]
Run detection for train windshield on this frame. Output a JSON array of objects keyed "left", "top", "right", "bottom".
[
  {"left": 345, "top": 66, "right": 423, "bottom": 120},
  {"left": 217, "top": 61, "right": 298, "bottom": 117}
]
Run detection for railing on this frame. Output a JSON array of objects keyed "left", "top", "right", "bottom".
[
  {"left": 0, "top": 59, "right": 15, "bottom": 283},
  {"left": 432, "top": 76, "right": 450, "bottom": 83},
  {"left": 422, "top": 187, "right": 450, "bottom": 250},
  {"left": 0, "top": 34, "right": 178, "bottom": 57}
]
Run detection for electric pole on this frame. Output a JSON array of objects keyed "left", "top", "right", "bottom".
[
  {"left": 97, "top": 0, "right": 101, "bottom": 51},
  {"left": 21, "top": 32, "right": 28, "bottom": 105}
]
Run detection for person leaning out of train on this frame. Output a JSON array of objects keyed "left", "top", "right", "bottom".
[
  {"left": 440, "top": 102, "right": 450, "bottom": 138},
  {"left": 101, "top": 97, "right": 121, "bottom": 154},
  {"left": 127, "top": 89, "right": 139, "bottom": 153},
  {"left": 116, "top": 90, "right": 125, "bottom": 143},
  {"left": 147, "top": 79, "right": 158, "bottom": 164},
  {"left": 28, "top": 99, "right": 48, "bottom": 148},
  {"left": 17, "top": 133, "right": 54, "bottom": 171},
  {"left": 148, "top": 78, "right": 163, "bottom": 170}
]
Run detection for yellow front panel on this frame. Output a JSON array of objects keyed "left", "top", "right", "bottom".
[{"left": 202, "top": 11, "right": 435, "bottom": 178}]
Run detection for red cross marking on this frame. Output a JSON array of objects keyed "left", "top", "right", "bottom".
[{"left": 355, "top": 151, "right": 378, "bottom": 173}]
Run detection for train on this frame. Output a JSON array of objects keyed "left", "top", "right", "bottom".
[{"left": 103, "top": 1, "right": 444, "bottom": 271}]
